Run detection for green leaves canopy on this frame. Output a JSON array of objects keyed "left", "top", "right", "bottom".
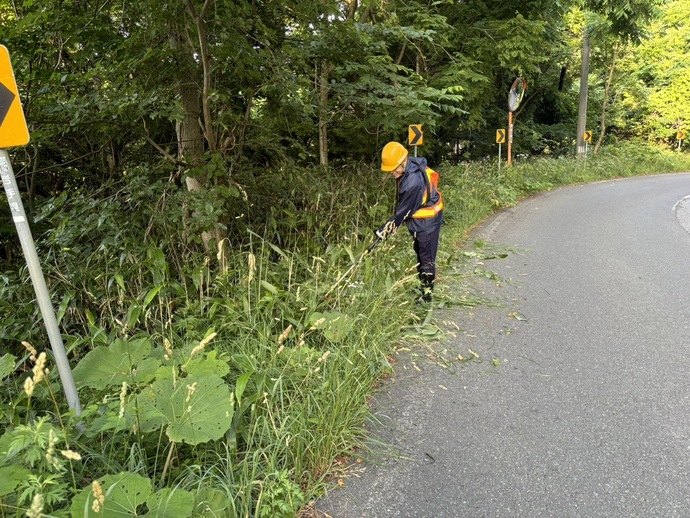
[
  {"left": 622, "top": 0, "right": 690, "bottom": 141},
  {"left": 2, "top": 0, "right": 625, "bottom": 174}
]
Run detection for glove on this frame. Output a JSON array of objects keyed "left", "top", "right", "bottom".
[{"left": 375, "top": 221, "right": 396, "bottom": 242}]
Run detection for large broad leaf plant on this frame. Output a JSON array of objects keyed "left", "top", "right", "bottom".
[{"left": 0, "top": 334, "right": 237, "bottom": 516}]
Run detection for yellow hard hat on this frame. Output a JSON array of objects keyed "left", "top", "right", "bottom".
[{"left": 381, "top": 141, "right": 408, "bottom": 172}]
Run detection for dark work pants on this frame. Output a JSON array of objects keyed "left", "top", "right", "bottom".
[{"left": 412, "top": 225, "right": 440, "bottom": 288}]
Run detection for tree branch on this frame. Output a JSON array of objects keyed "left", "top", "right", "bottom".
[{"left": 346, "top": 0, "right": 357, "bottom": 21}]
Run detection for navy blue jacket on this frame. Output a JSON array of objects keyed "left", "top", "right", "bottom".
[{"left": 379, "top": 157, "right": 444, "bottom": 235}]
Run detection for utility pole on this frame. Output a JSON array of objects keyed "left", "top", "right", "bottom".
[{"left": 576, "top": 30, "right": 590, "bottom": 159}]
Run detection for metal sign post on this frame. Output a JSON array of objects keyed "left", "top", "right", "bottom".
[
  {"left": 507, "top": 112, "right": 514, "bottom": 166},
  {"left": 0, "top": 152, "right": 81, "bottom": 414},
  {"left": 496, "top": 129, "right": 506, "bottom": 170},
  {"left": 678, "top": 130, "right": 686, "bottom": 150},
  {"left": 583, "top": 130, "right": 592, "bottom": 168},
  {"left": 0, "top": 45, "right": 81, "bottom": 415},
  {"left": 507, "top": 78, "right": 527, "bottom": 167}
]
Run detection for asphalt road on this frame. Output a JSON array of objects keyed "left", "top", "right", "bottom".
[{"left": 317, "top": 172, "right": 690, "bottom": 518}]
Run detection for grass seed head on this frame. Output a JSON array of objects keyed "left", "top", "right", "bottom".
[
  {"left": 24, "top": 377, "right": 35, "bottom": 397},
  {"left": 277, "top": 324, "right": 293, "bottom": 345},
  {"left": 22, "top": 341, "right": 38, "bottom": 362},
  {"left": 26, "top": 494, "right": 44, "bottom": 518}
]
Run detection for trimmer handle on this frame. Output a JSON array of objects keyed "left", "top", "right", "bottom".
[{"left": 367, "top": 238, "right": 381, "bottom": 253}]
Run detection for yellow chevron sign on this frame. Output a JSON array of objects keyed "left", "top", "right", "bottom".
[
  {"left": 408, "top": 124, "right": 423, "bottom": 146},
  {"left": 677, "top": 130, "right": 686, "bottom": 140},
  {"left": 0, "top": 46, "right": 29, "bottom": 148},
  {"left": 584, "top": 130, "right": 593, "bottom": 143},
  {"left": 496, "top": 129, "right": 506, "bottom": 144}
]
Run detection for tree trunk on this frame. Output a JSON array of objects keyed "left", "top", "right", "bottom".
[
  {"left": 185, "top": 0, "right": 216, "bottom": 152},
  {"left": 345, "top": 0, "right": 357, "bottom": 21},
  {"left": 576, "top": 30, "right": 590, "bottom": 158},
  {"left": 318, "top": 62, "right": 332, "bottom": 167},
  {"left": 177, "top": 82, "right": 204, "bottom": 182},
  {"left": 172, "top": 33, "right": 223, "bottom": 257},
  {"left": 594, "top": 48, "right": 617, "bottom": 155},
  {"left": 169, "top": 6, "right": 228, "bottom": 266},
  {"left": 416, "top": 50, "right": 425, "bottom": 75},
  {"left": 395, "top": 43, "right": 407, "bottom": 66}
]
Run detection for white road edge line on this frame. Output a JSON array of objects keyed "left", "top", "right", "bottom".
[{"left": 672, "top": 195, "right": 690, "bottom": 212}]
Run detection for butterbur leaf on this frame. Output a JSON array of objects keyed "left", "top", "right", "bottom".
[
  {"left": 185, "top": 352, "right": 230, "bottom": 378},
  {"left": 73, "top": 338, "right": 160, "bottom": 389},
  {"left": 145, "top": 375, "right": 234, "bottom": 445},
  {"left": 147, "top": 487, "right": 195, "bottom": 517},
  {"left": 130, "top": 398, "right": 165, "bottom": 435},
  {"left": 132, "top": 357, "right": 163, "bottom": 383},
  {"left": 70, "top": 472, "right": 152, "bottom": 517},
  {"left": 86, "top": 393, "right": 162, "bottom": 437},
  {"left": 71, "top": 473, "right": 195, "bottom": 517}
]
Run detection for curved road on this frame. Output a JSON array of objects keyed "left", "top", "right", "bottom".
[{"left": 318, "top": 173, "right": 690, "bottom": 517}]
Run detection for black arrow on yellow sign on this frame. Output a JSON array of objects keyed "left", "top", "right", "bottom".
[
  {"left": 0, "top": 45, "right": 30, "bottom": 147},
  {"left": 0, "top": 81, "right": 16, "bottom": 127},
  {"left": 408, "top": 124, "right": 423, "bottom": 146},
  {"left": 496, "top": 129, "right": 506, "bottom": 144}
]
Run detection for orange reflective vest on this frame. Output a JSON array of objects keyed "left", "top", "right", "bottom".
[{"left": 412, "top": 167, "right": 444, "bottom": 219}]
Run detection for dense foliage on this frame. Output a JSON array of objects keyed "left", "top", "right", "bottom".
[{"left": 2, "top": 0, "right": 690, "bottom": 515}]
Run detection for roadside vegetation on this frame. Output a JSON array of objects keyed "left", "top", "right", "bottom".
[
  {"left": 2, "top": 142, "right": 690, "bottom": 517},
  {"left": 2, "top": 0, "right": 690, "bottom": 514}
]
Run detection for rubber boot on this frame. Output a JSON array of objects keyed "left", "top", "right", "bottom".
[{"left": 417, "top": 272, "right": 434, "bottom": 304}]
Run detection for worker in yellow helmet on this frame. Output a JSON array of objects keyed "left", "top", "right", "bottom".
[{"left": 376, "top": 141, "right": 444, "bottom": 303}]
